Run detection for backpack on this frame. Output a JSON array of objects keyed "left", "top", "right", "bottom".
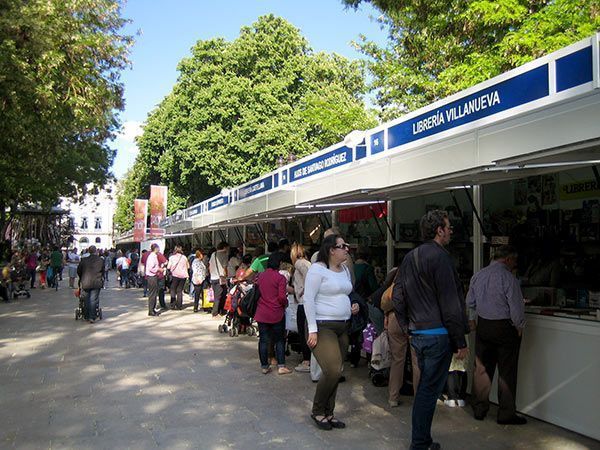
[{"left": 239, "top": 283, "right": 260, "bottom": 318}]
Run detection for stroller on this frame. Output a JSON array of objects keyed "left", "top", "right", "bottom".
[
  {"left": 74, "top": 289, "right": 103, "bottom": 321},
  {"left": 218, "top": 282, "right": 257, "bottom": 337},
  {"left": 9, "top": 266, "right": 31, "bottom": 299}
]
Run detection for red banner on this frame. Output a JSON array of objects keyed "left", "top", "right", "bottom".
[
  {"left": 133, "top": 199, "right": 148, "bottom": 242},
  {"left": 149, "top": 185, "right": 168, "bottom": 237}
]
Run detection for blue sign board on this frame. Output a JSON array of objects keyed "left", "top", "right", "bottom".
[
  {"left": 187, "top": 204, "right": 202, "bottom": 218},
  {"left": 556, "top": 46, "right": 593, "bottom": 92},
  {"left": 388, "top": 65, "right": 550, "bottom": 150},
  {"left": 370, "top": 131, "right": 385, "bottom": 155},
  {"left": 289, "top": 146, "right": 353, "bottom": 182},
  {"left": 237, "top": 175, "right": 273, "bottom": 201},
  {"left": 207, "top": 195, "right": 229, "bottom": 211}
]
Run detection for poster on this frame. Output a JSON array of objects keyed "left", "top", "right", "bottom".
[
  {"left": 149, "top": 185, "right": 168, "bottom": 237},
  {"left": 133, "top": 199, "right": 148, "bottom": 242},
  {"left": 542, "top": 174, "right": 558, "bottom": 206}
]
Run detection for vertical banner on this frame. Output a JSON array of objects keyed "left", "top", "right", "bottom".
[
  {"left": 149, "top": 185, "right": 168, "bottom": 237},
  {"left": 133, "top": 199, "right": 148, "bottom": 242}
]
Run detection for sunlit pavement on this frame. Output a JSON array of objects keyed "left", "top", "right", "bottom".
[{"left": 0, "top": 273, "right": 597, "bottom": 450}]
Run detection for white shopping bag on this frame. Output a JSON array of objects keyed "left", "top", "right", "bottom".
[{"left": 285, "top": 300, "right": 298, "bottom": 333}]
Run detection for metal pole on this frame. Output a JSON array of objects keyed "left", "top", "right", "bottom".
[
  {"left": 242, "top": 225, "right": 247, "bottom": 255},
  {"left": 472, "top": 185, "right": 483, "bottom": 273},
  {"left": 386, "top": 200, "right": 394, "bottom": 273},
  {"left": 331, "top": 210, "right": 338, "bottom": 229}
]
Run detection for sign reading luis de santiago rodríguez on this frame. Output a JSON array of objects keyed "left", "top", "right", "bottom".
[{"left": 289, "top": 146, "right": 352, "bottom": 183}]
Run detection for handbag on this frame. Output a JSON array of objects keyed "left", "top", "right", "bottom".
[{"left": 285, "top": 301, "right": 298, "bottom": 333}]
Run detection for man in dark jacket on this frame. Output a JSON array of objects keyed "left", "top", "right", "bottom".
[
  {"left": 393, "top": 210, "right": 468, "bottom": 450},
  {"left": 77, "top": 245, "right": 105, "bottom": 323}
]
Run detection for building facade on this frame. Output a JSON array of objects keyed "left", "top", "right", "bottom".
[{"left": 60, "top": 184, "right": 116, "bottom": 251}]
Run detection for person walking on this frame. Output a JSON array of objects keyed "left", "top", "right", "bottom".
[
  {"left": 191, "top": 250, "right": 207, "bottom": 312},
  {"left": 49, "top": 246, "right": 63, "bottom": 288},
  {"left": 209, "top": 241, "right": 229, "bottom": 317},
  {"left": 393, "top": 210, "right": 469, "bottom": 450},
  {"left": 116, "top": 251, "right": 131, "bottom": 288},
  {"left": 467, "top": 245, "right": 527, "bottom": 425},
  {"left": 76, "top": 246, "right": 105, "bottom": 323},
  {"left": 304, "top": 234, "right": 360, "bottom": 431},
  {"left": 67, "top": 248, "right": 80, "bottom": 288},
  {"left": 167, "top": 245, "right": 189, "bottom": 310},
  {"left": 291, "top": 242, "right": 312, "bottom": 373},
  {"left": 254, "top": 252, "right": 292, "bottom": 375},
  {"left": 145, "top": 243, "right": 163, "bottom": 316}
]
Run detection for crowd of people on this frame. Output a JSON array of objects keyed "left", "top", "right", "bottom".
[{"left": 1, "top": 209, "right": 529, "bottom": 449}]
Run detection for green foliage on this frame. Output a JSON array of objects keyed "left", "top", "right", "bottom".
[
  {"left": 0, "top": 0, "right": 132, "bottom": 215},
  {"left": 343, "top": 0, "right": 600, "bottom": 120},
  {"left": 115, "top": 15, "right": 376, "bottom": 230}
]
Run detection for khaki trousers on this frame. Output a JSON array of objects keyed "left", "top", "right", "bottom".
[{"left": 388, "top": 313, "right": 420, "bottom": 402}]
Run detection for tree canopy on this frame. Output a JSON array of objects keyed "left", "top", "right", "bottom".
[
  {"left": 114, "top": 14, "right": 376, "bottom": 232},
  {"left": 0, "top": 0, "right": 132, "bottom": 230},
  {"left": 343, "top": 0, "right": 600, "bottom": 120}
]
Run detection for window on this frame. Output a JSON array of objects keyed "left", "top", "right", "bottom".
[
  {"left": 94, "top": 217, "right": 102, "bottom": 230},
  {"left": 95, "top": 237, "right": 101, "bottom": 244},
  {"left": 81, "top": 217, "right": 88, "bottom": 229},
  {"left": 79, "top": 237, "right": 89, "bottom": 244}
]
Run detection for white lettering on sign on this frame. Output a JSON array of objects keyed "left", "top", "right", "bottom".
[
  {"left": 210, "top": 197, "right": 225, "bottom": 208},
  {"left": 293, "top": 152, "right": 347, "bottom": 180},
  {"left": 240, "top": 181, "right": 266, "bottom": 198},
  {"left": 412, "top": 90, "right": 501, "bottom": 136}
]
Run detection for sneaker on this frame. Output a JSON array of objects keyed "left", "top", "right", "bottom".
[
  {"left": 295, "top": 363, "right": 310, "bottom": 373},
  {"left": 444, "top": 399, "right": 458, "bottom": 408},
  {"left": 457, "top": 399, "right": 466, "bottom": 407}
]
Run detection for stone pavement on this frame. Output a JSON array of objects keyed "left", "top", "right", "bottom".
[{"left": 0, "top": 273, "right": 597, "bottom": 450}]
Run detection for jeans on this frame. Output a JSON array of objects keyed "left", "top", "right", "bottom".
[
  {"left": 83, "top": 288, "right": 101, "bottom": 320},
  {"left": 120, "top": 268, "right": 130, "bottom": 287},
  {"left": 257, "top": 318, "right": 286, "bottom": 368},
  {"left": 27, "top": 268, "right": 36, "bottom": 288},
  {"left": 410, "top": 334, "right": 453, "bottom": 450},
  {"left": 193, "top": 283, "right": 202, "bottom": 311}
]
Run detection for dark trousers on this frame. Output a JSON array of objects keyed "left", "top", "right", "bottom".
[
  {"left": 295, "top": 304, "right": 311, "bottom": 361},
  {"left": 120, "top": 268, "right": 130, "bottom": 287},
  {"left": 258, "top": 318, "right": 286, "bottom": 368},
  {"left": 27, "top": 268, "right": 36, "bottom": 288},
  {"left": 170, "top": 277, "right": 186, "bottom": 309},
  {"left": 82, "top": 288, "right": 101, "bottom": 320},
  {"left": 473, "top": 317, "right": 522, "bottom": 421},
  {"left": 446, "top": 370, "right": 467, "bottom": 400},
  {"left": 147, "top": 276, "right": 158, "bottom": 313},
  {"left": 210, "top": 281, "right": 226, "bottom": 316},
  {"left": 157, "top": 277, "right": 166, "bottom": 308},
  {"left": 193, "top": 283, "right": 202, "bottom": 311},
  {"left": 410, "top": 334, "right": 452, "bottom": 450},
  {"left": 311, "top": 321, "right": 349, "bottom": 416}
]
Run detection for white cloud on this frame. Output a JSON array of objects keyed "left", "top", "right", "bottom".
[{"left": 118, "top": 121, "right": 144, "bottom": 143}]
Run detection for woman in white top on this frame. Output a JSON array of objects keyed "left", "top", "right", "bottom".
[
  {"left": 291, "top": 242, "right": 312, "bottom": 372},
  {"left": 191, "top": 249, "right": 208, "bottom": 312},
  {"left": 304, "top": 234, "right": 359, "bottom": 431}
]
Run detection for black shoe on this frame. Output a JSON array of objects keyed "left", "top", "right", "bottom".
[
  {"left": 497, "top": 415, "right": 527, "bottom": 425},
  {"left": 428, "top": 443, "right": 441, "bottom": 450},
  {"left": 148, "top": 311, "right": 161, "bottom": 316},
  {"left": 474, "top": 412, "right": 486, "bottom": 421},
  {"left": 310, "top": 414, "right": 332, "bottom": 430},
  {"left": 338, "top": 376, "right": 346, "bottom": 383},
  {"left": 193, "top": 308, "right": 198, "bottom": 312},
  {"left": 327, "top": 417, "right": 346, "bottom": 429}
]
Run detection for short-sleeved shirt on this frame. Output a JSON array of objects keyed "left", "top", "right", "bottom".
[{"left": 50, "top": 251, "right": 63, "bottom": 268}]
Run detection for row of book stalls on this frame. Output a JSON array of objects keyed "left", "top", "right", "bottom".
[{"left": 116, "top": 34, "right": 600, "bottom": 441}]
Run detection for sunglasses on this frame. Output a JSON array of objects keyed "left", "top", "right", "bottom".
[{"left": 334, "top": 243, "right": 350, "bottom": 250}]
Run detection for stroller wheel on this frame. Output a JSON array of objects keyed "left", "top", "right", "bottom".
[
  {"left": 75, "top": 309, "right": 80, "bottom": 320},
  {"left": 217, "top": 324, "right": 223, "bottom": 333},
  {"left": 247, "top": 327, "right": 254, "bottom": 336},
  {"left": 222, "top": 324, "right": 228, "bottom": 333},
  {"left": 228, "top": 328, "right": 234, "bottom": 337},
  {"left": 233, "top": 327, "right": 238, "bottom": 337},
  {"left": 98, "top": 309, "right": 103, "bottom": 320},
  {"left": 26, "top": 292, "right": 31, "bottom": 298}
]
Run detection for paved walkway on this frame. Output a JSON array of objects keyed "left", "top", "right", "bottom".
[{"left": 0, "top": 274, "right": 597, "bottom": 449}]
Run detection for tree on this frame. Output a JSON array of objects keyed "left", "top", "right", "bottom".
[
  {"left": 0, "top": 0, "right": 132, "bottom": 235},
  {"left": 115, "top": 15, "right": 376, "bottom": 230},
  {"left": 343, "top": 0, "right": 600, "bottom": 120}
]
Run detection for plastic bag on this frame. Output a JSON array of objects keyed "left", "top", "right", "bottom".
[{"left": 285, "top": 301, "right": 298, "bottom": 332}]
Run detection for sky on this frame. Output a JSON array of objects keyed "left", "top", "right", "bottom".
[{"left": 110, "top": 0, "right": 389, "bottom": 178}]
